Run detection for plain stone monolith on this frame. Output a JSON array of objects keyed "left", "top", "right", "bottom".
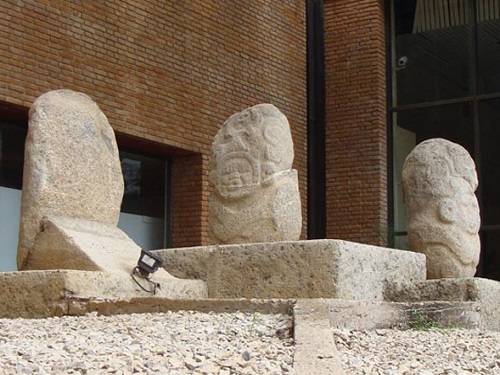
[
  {"left": 208, "top": 104, "right": 302, "bottom": 244},
  {"left": 402, "top": 138, "right": 481, "bottom": 279},
  {"left": 18, "top": 89, "right": 124, "bottom": 269}
]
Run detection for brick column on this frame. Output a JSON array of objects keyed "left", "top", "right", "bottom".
[
  {"left": 170, "top": 153, "right": 209, "bottom": 247},
  {"left": 324, "top": 0, "right": 388, "bottom": 245}
]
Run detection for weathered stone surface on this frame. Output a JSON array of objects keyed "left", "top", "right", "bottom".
[
  {"left": 25, "top": 216, "right": 142, "bottom": 273},
  {"left": 402, "top": 138, "right": 481, "bottom": 279},
  {"left": 155, "top": 246, "right": 214, "bottom": 281},
  {"left": 208, "top": 103, "right": 302, "bottom": 244},
  {"left": 386, "top": 277, "right": 500, "bottom": 331},
  {"left": 18, "top": 89, "right": 124, "bottom": 269},
  {"left": 22, "top": 216, "right": 207, "bottom": 298},
  {"left": 0, "top": 270, "right": 207, "bottom": 319},
  {"left": 153, "top": 240, "right": 426, "bottom": 299}
]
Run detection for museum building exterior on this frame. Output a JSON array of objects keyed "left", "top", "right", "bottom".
[{"left": 0, "top": 0, "right": 498, "bottom": 280}]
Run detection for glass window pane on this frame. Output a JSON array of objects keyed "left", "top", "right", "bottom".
[
  {"left": 120, "top": 152, "right": 165, "bottom": 218},
  {"left": 0, "top": 121, "right": 25, "bottom": 271},
  {"left": 118, "top": 151, "right": 166, "bottom": 250},
  {"left": 392, "top": 0, "right": 473, "bottom": 106},
  {"left": 392, "top": 103, "right": 475, "bottom": 233},
  {"left": 479, "top": 99, "right": 500, "bottom": 225},
  {"left": 477, "top": 1, "right": 500, "bottom": 94}
]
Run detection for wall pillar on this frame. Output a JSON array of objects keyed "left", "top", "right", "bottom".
[{"left": 324, "top": 0, "right": 388, "bottom": 245}]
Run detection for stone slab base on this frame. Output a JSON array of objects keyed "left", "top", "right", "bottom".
[
  {"left": 385, "top": 277, "right": 500, "bottom": 331},
  {"left": 0, "top": 270, "right": 207, "bottom": 319},
  {"left": 153, "top": 240, "right": 426, "bottom": 300}
]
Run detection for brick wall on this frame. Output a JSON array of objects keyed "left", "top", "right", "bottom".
[
  {"left": 324, "top": 0, "right": 388, "bottom": 245},
  {"left": 169, "top": 153, "right": 208, "bottom": 247},
  {"left": 0, "top": 0, "right": 307, "bottom": 246}
]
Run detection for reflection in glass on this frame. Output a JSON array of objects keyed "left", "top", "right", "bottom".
[
  {"left": 120, "top": 152, "right": 165, "bottom": 218},
  {"left": 393, "top": 0, "right": 472, "bottom": 106},
  {"left": 122, "top": 158, "right": 141, "bottom": 198},
  {"left": 477, "top": 1, "right": 500, "bottom": 94}
]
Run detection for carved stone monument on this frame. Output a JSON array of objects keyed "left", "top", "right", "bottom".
[
  {"left": 17, "top": 89, "right": 206, "bottom": 298},
  {"left": 208, "top": 103, "right": 302, "bottom": 244},
  {"left": 18, "top": 89, "right": 124, "bottom": 269},
  {"left": 402, "top": 138, "right": 481, "bottom": 279}
]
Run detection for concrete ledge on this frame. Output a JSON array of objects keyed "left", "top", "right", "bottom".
[
  {"left": 326, "top": 299, "right": 481, "bottom": 330},
  {"left": 386, "top": 277, "right": 500, "bottom": 331},
  {"left": 0, "top": 270, "right": 207, "bottom": 319},
  {"left": 154, "top": 240, "right": 426, "bottom": 300},
  {"left": 67, "top": 297, "right": 294, "bottom": 316}
]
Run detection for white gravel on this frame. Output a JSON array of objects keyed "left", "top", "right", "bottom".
[
  {"left": 0, "top": 311, "right": 295, "bottom": 374},
  {"left": 334, "top": 328, "right": 500, "bottom": 375}
]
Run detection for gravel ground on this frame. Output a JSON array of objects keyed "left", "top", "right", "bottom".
[
  {"left": 334, "top": 328, "right": 500, "bottom": 375},
  {"left": 0, "top": 311, "right": 294, "bottom": 375}
]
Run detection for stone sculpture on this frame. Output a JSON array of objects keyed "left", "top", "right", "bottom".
[
  {"left": 18, "top": 89, "right": 124, "bottom": 269},
  {"left": 402, "top": 138, "right": 481, "bottom": 279},
  {"left": 16, "top": 89, "right": 207, "bottom": 298},
  {"left": 208, "top": 103, "right": 302, "bottom": 244}
]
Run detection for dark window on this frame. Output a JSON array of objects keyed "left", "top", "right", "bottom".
[
  {"left": 392, "top": 0, "right": 473, "bottom": 106},
  {"left": 120, "top": 151, "right": 166, "bottom": 218},
  {"left": 0, "top": 122, "right": 27, "bottom": 190},
  {"left": 395, "top": 103, "right": 475, "bottom": 154},
  {"left": 477, "top": 7, "right": 500, "bottom": 94},
  {"left": 118, "top": 151, "right": 168, "bottom": 250},
  {"left": 389, "top": 0, "right": 500, "bottom": 280},
  {"left": 479, "top": 99, "right": 500, "bottom": 226}
]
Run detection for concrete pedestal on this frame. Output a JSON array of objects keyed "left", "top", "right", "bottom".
[{"left": 154, "top": 239, "right": 426, "bottom": 300}]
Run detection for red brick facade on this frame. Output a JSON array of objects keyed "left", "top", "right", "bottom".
[
  {"left": 0, "top": 0, "right": 307, "bottom": 247},
  {"left": 324, "top": 0, "right": 388, "bottom": 246}
]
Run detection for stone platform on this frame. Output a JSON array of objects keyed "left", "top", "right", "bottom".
[
  {"left": 153, "top": 239, "right": 426, "bottom": 300},
  {"left": 386, "top": 277, "right": 500, "bottom": 331},
  {"left": 0, "top": 270, "right": 207, "bottom": 319}
]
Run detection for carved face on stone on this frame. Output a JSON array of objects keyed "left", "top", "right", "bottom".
[
  {"left": 210, "top": 104, "right": 294, "bottom": 198},
  {"left": 402, "top": 138, "right": 480, "bottom": 278}
]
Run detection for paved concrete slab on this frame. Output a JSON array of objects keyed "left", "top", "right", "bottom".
[
  {"left": 154, "top": 240, "right": 426, "bottom": 300},
  {"left": 293, "top": 300, "right": 345, "bottom": 374}
]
